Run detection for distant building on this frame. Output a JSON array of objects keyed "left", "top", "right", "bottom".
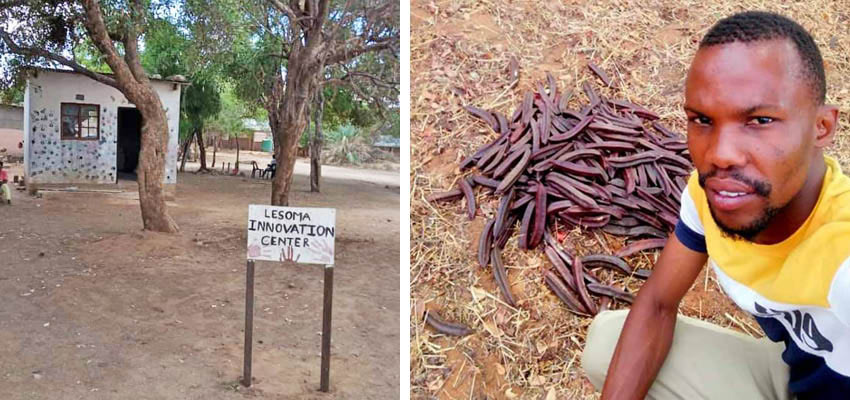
[
  {"left": 243, "top": 118, "right": 272, "bottom": 142},
  {"left": 0, "top": 103, "right": 24, "bottom": 158},
  {"left": 215, "top": 118, "right": 273, "bottom": 152},
  {"left": 373, "top": 135, "right": 400, "bottom": 156},
  {"left": 23, "top": 68, "right": 187, "bottom": 186}
]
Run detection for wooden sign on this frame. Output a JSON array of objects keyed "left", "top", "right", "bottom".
[
  {"left": 242, "top": 205, "right": 338, "bottom": 391},
  {"left": 247, "top": 205, "right": 336, "bottom": 264}
]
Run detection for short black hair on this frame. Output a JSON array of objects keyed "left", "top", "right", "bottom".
[{"left": 700, "top": 11, "right": 826, "bottom": 104}]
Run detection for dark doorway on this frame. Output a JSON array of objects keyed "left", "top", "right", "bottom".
[{"left": 116, "top": 107, "right": 142, "bottom": 180}]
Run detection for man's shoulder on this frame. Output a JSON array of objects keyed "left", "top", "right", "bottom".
[{"left": 820, "top": 160, "right": 850, "bottom": 222}]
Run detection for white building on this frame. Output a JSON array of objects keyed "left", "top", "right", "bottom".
[{"left": 23, "top": 68, "right": 186, "bottom": 187}]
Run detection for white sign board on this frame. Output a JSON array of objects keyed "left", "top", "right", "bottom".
[{"left": 247, "top": 205, "right": 336, "bottom": 264}]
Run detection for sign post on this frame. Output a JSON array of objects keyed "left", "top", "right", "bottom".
[
  {"left": 242, "top": 260, "right": 255, "bottom": 387},
  {"left": 242, "top": 205, "right": 336, "bottom": 391},
  {"left": 320, "top": 264, "right": 334, "bottom": 392}
]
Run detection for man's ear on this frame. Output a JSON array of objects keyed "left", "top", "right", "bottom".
[{"left": 814, "top": 105, "right": 839, "bottom": 148}]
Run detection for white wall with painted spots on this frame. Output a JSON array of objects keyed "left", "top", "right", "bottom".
[{"left": 24, "top": 70, "right": 182, "bottom": 185}]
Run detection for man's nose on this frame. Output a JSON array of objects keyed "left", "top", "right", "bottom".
[{"left": 705, "top": 124, "right": 747, "bottom": 170}]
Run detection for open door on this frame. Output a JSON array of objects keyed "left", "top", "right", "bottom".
[{"left": 116, "top": 107, "right": 142, "bottom": 181}]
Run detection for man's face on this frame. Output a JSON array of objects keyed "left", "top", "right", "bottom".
[{"left": 684, "top": 39, "right": 819, "bottom": 240}]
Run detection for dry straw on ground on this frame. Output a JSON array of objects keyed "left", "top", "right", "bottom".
[{"left": 410, "top": 1, "right": 850, "bottom": 399}]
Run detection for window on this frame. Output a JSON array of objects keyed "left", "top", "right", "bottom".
[{"left": 61, "top": 103, "right": 100, "bottom": 140}]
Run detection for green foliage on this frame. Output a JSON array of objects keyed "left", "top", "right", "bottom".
[
  {"left": 208, "top": 83, "right": 251, "bottom": 138},
  {"left": 321, "top": 86, "right": 377, "bottom": 128},
  {"left": 140, "top": 18, "right": 190, "bottom": 77},
  {"left": 385, "top": 108, "right": 400, "bottom": 138},
  {"left": 223, "top": 32, "right": 284, "bottom": 109},
  {"left": 182, "top": 72, "right": 221, "bottom": 131},
  {"left": 72, "top": 38, "right": 114, "bottom": 73},
  {"left": 325, "top": 124, "right": 359, "bottom": 143},
  {"left": 0, "top": 81, "right": 24, "bottom": 104},
  {"left": 136, "top": 16, "right": 226, "bottom": 143},
  {"left": 178, "top": 118, "right": 195, "bottom": 142}
]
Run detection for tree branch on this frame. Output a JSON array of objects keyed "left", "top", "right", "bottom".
[
  {"left": 326, "top": 0, "right": 352, "bottom": 42},
  {"left": 0, "top": 31, "right": 119, "bottom": 88},
  {"left": 79, "top": 0, "right": 138, "bottom": 87},
  {"left": 265, "top": 0, "right": 298, "bottom": 23},
  {"left": 123, "top": 0, "right": 148, "bottom": 83},
  {"left": 304, "top": 0, "right": 329, "bottom": 52},
  {"left": 325, "top": 71, "right": 398, "bottom": 92},
  {"left": 0, "top": 0, "right": 26, "bottom": 8},
  {"left": 326, "top": 37, "right": 397, "bottom": 65}
]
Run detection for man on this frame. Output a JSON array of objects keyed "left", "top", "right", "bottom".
[
  {"left": 0, "top": 161, "right": 10, "bottom": 205},
  {"left": 581, "top": 11, "right": 849, "bottom": 400},
  {"left": 265, "top": 154, "right": 277, "bottom": 179}
]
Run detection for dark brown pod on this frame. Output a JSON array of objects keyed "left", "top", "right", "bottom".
[
  {"left": 572, "top": 255, "right": 598, "bottom": 315},
  {"left": 427, "top": 189, "right": 463, "bottom": 203},
  {"left": 543, "top": 269, "right": 588, "bottom": 314},
  {"left": 459, "top": 177, "right": 476, "bottom": 220},
  {"left": 495, "top": 214, "right": 518, "bottom": 249},
  {"left": 464, "top": 105, "right": 499, "bottom": 132},
  {"left": 478, "top": 219, "right": 495, "bottom": 268},
  {"left": 544, "top": 245, "right": 576, "bottom": 291},
  {"left": 491, "top": 247, "right": 517, "bottom": 307},
  {"left": 530, "top": 181, "right": 547, "bottom": 249},
  {"left": 588, "top": 62, "right": 612, "bottom": 86},
  {"left": 424, "top": 310, "right": 473, "bottom": 336},
  {"left": 586, "top": 283, "right": 635, "bottom": 304},
  {"left": 518, "top": 201, "right": 535, "bottom": 250},
  {"left": 615, "top": 238, "right": 668, "bottom": 258}
]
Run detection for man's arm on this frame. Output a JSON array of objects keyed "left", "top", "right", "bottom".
[{"left": 600, "top": 233, "right": 708, "bottom": 399}]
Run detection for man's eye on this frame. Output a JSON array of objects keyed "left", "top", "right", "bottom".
[
  {"left": 689, "top": 116, "right": 711, "bottom": 125},
  {"left": 749, "top": 116, "right": 774, "bottom": 125}
]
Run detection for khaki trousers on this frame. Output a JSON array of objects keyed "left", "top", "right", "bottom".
[
  {"left": 0, "top": 183, "right": 9, "bottom": 202},
  {"left": 581, "top": 310, "right": 794, "bottom": 400}
]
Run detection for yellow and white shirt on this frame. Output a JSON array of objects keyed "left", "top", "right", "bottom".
[{"left": 674, "top": 156, "right": 850, "bottom": 398}]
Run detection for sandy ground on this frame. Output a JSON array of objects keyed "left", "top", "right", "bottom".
[
  {"left": 184, "top": 149, "right": 401, "bottom": 179},
  {"left": 0, "top": 160, "right": 400, "bottom": 399},
  {"left": 182, "top": 151, "right": 400, "bottom": 188}
]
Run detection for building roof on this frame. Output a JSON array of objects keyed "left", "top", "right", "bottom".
[
  {"left": 373, "top": 135, "right": 400, "bottom": 148},
  {"left": 242, "top": 118, "right": 271, "bottom": 132},
  {"left": 26, "top": 66, "right": 191, "bottom": 84}
]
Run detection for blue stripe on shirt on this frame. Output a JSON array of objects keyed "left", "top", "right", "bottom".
[
  {"left": 755, "top": 316, "right": 850, "bottom": 399},
  {"left": 674, "top": 219, "right": 707, "bottom": 253}
]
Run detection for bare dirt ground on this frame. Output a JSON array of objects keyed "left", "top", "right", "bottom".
[
  {"left": 410, "top": 1, "right": 850, "bottom": 399},
  {"left": 182, "top": 150, "right": 399, "bottom": 187},
  {"left": 0, "top": 159, "right": 400, "bottom": 399},
  {"left": 186, "top": 149, "right": 401, "bottom": 175}
]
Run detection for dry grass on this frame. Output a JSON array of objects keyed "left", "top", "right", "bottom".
[{"left": 410, "top": 1, "right": 850, "bottom": 399}]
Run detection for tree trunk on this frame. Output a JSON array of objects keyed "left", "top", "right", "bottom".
[
  {"left": 269, "top": 51, "right": 322, "bottom": 206},
  {"left": 310, "top": 91, "right": 324, "bottom": 193},
  {"left": 197, "top": 128, "right": 208, "bottom": 171},
  {"left": 212, "top": 134, "right": 217, "bottom": 168},
  {"left": 134, "top": 90, "right": 179, "bottom": 233},
  {"left": 179, "top": 134, "right": 193, "bottom": 172},
  {"left": 192, "top": 136, "right": 198, "bottom": 162},
  {"left": 235, "top": 136, "right": 240, "bottom": 173}
]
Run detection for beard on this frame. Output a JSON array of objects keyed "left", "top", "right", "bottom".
[
  {"left": 707, "top": 202, "right": 782, "bottom": 241},
  {"left": 698, "top": 169, "right": 778, "bottom": 241}
]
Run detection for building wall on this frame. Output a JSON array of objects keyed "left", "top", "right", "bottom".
[
  {"left": 0, "top": 105, "right": 23, "bottom": 129},
  {"left": 0, "top": 128, "right": 23, "bottom": 157},
  {"left": 0, "top": 105, "right": 23, "bottom": 157},
  {"left": 252, "top": 130, "right": 271, "bottom": 143},
  {"left": 24, "top": 70, "right": 181, "bottom": 184}
]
